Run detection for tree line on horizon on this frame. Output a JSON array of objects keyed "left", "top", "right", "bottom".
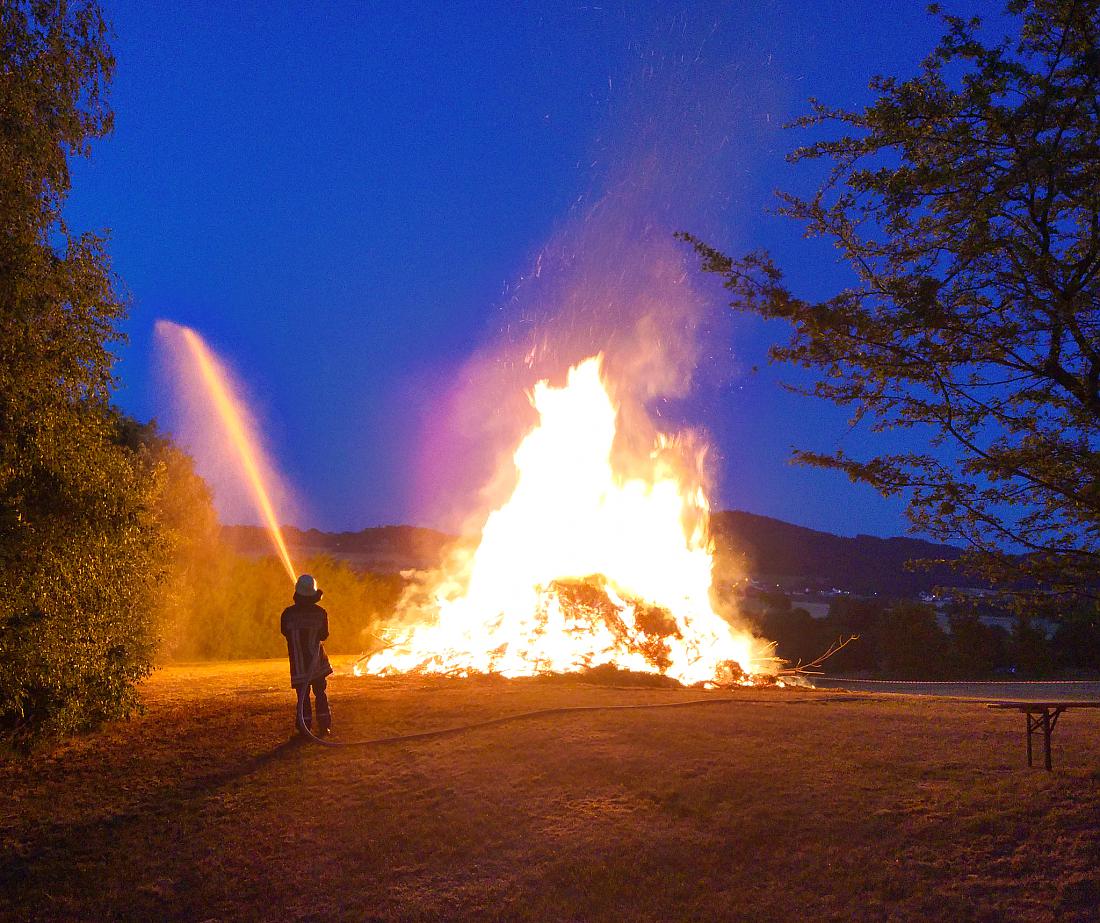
[
  {"left": 750, "top": 591, "right": 1100, "bottom": 680},
  {"left": 2, "top": 0, "right": 1099, "bottom": 744}
]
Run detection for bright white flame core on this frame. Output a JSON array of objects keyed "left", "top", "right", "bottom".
[{"left": 363, "top": 356, "right": 760, "bottom": 684}]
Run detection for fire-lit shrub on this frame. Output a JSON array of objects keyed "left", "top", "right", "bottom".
[
  {"left": 0, "top": 413, "right": 163, "bottom": 743},
  {"left": 158, "top": 549, "right": 402, "bottom": 663},
  {"left": 0, "top": 3, "right": 166, "bottom": 744}
]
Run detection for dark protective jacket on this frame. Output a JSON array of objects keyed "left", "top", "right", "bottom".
[{"left": 280, "top": 597, "right": 333, "bottom": 688}]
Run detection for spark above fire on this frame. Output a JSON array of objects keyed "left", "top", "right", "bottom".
[{"left": 360, "top": 355, "right": 768, "bottom": 685}]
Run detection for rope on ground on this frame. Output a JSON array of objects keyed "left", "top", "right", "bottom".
[{"left": 814, "top": 677, "right": 1100, "bottom": 686}]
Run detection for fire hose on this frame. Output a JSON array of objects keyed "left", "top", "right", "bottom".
[{"left": 295, "top": 647, "right": 809, "bottom": 750}]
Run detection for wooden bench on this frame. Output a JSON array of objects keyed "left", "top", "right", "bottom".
[{"left": 987, "top": 701, "right": 1100, "bottom": 770}]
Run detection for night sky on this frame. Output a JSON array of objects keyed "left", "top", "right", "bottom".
[{"left": 65, "top": 0, "right": 1009, "bottom": 538}]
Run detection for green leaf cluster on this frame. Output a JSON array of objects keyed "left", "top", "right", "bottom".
[
  {"left": 685, "top": 0, "right": 1100, "bottom": 606},
  {"left": 0, "top": 2, "right": 162, "bottom": 742}
]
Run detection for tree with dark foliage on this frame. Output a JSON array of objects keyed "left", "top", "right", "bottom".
[
  {"left": 755, "top": 605, "right": 832, "bottom": 669},
  {"left": 1010, "top": 615, "right": 1056, "bottom": 675},
  {"left": 878, "top": 601, "right": 951, "bottom": 678},
  {"left": 1050, "top": 605, "right": 1100, "bottom": 669},
  {"left": 826, "top": 597, "right": 891, "bottom": 672},
  {"left": 949, "top": 611, "right": 1010, "bottom": 676},
  {"left": 0, "top": 1, "right": 161, "bottom": 741},
  {"left": 685, "top": 0, "right": 1100, "bottom": 606}
]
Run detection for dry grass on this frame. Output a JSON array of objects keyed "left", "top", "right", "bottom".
[{"left": 2, "top": 660, "right": 1099, "bottom": 921}]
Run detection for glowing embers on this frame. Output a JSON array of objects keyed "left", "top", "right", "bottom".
[{"left": 361, "top": 355, "right": 761, "bottom": 685}]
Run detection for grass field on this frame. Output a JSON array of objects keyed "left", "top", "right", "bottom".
[{"left": 3, "top": 661, "right": 1099, "bottom": 922}]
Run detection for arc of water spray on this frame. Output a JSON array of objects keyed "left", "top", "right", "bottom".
[{"left": 174, "top": 324, "right": 298, "bottom": 584}]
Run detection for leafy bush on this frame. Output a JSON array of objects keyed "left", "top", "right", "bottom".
[
  {"left": 163, "top": 550, "right": 402, "bottom": 662},
  {"left": 0, "top": 412, "right": 163, "bottom": 741},
  {"left": 877, "top": 601, "right": 950, "bottom": 680},
  {"left": 0, "top": 2, "right": 166, "bottom": 743},
  {"left": 127, "top": 421, "right": 406, "bottom": 664}
]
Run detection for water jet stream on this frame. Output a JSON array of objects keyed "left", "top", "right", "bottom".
[{"left": 162, "top": 321, "right": 297, "bottom": 584}]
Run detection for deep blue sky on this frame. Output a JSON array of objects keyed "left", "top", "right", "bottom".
[{"left": 67, "top": 0, "right": 1009, "bottom": 538}]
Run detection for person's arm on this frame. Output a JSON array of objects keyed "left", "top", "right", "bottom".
[
  {"left": 280, "top": 609, "right": 290, "bottom": 638},
  {"left": 320, "top": 609, "right": 330, "bottom": 642}
]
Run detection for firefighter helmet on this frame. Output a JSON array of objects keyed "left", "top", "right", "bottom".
[{"left": 295, "top": 573, "right": 320, "bottom": 600}]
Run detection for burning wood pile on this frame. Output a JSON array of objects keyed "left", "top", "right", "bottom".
[{"left": 358, "top": 356, "right": 773, "bottom": 687}]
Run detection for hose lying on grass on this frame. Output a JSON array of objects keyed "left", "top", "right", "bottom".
[
  {"left": 296, "top": 635, "right": 860, "bottom": 749},
  {"left": 296, "top": 687, "right": 825, "bottom": 749}
]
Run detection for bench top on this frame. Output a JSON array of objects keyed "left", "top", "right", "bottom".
[{"left": 987, "top": 701, "right": 1100, "bottom": 711}]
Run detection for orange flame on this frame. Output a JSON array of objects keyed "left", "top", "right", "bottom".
[
  {"left": 159, "top": 321, "right": 297, "bottom": 584},
  {"left": 361, "top": 355, "right": 764, "bottom": 684}
]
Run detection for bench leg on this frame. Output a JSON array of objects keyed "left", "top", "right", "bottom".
[{"left": 1043, "top": 709, "right": 1054, "bottom": 771}]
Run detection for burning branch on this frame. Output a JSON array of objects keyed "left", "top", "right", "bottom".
[{"left": 778, "top": 635, "right": 860, "bottom": 677}]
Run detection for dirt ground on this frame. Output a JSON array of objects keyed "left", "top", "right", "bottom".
[{"left": 2, "top": 660, "right": 1099, "bottom": 922}]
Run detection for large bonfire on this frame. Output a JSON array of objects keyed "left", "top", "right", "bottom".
[{"left": 359, "top": 355, "right": 766, "bottom": 685}]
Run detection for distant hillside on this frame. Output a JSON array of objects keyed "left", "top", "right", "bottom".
[
  {"left": 221, "top": 524, "right": 457, "bottom": 573},
  {"left": 223, "top": 512, "right": 975, "bottom": 596},
  {"left": 711, "top": 510, "right": 971, "bottom": 596}
]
